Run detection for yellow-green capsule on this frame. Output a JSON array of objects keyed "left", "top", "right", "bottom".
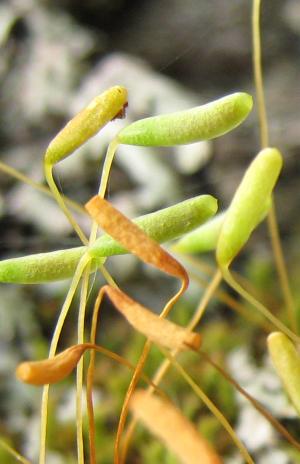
[
  {"left": 0, "top": 194, "right": 217, "bottom": 283},
  {"left": 268, "top": 332, "right": 300, "bottom": 416},
  {"left": 173, "top": 212, "right": 226, "bottom": 254},
  {"left": 0, "top": 247, "right": 96, "bottom": 284},
  {"left": 44, "top": 86, "right": 128, "bottom": 165},
  {"left": 216, "top": 148, "right": 282, "bottom": 268},
  {"left": 117, "top": 92, "right": 253, "bottom": 147}
]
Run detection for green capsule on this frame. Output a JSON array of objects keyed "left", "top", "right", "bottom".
[
  {"left": 44, "top": 86, "right": 128, "bottom": 165},
  {"left": 173, "top": 212, "right": 226, "bottom": 254},
  {"left": 216, "top": 148, "right": 282, "bottom": 268},
  {"left": 268, "top": 332, "right": 300, "bottom": 416},
  {"left": 0, "top": 194, "right": 217, "bottom": 283},
  {"left": 117, "top": 92, "right": 253, "bottom": 147},
  {"left": 0, "top": 247, "right": 96, "bottom": 284}
]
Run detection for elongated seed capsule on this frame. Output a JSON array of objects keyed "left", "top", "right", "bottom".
[
  {"left": 0, "top": 194, "right": 217, "bottom": 283},
  {"left": 268, "top": 332, "right": 300, "bottom": 416},
  {"left": 216, "top": 148, "right": 282, "bottom": 268},
  {"left": 173, "top": 211, "right": 226, "bottom": 254},
  {"left": 174, "top": 198, "right": 271, "bottom": 255},
  {"left": 117, "top": 92, "right": 253, "bottom": 147},
  {"left": 0, "top": 247, "right": 95, "bottom": 284},
  {"left": 16, "top": 344, "right": 94, "bottom": 385},
  {"left": 44, "top": 86, "right": 128, "bottom": 165}
]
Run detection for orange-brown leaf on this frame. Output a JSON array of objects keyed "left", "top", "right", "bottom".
[
  {"left": 85, "top": 196, "right": 188, "bottom": 288},
  {"left": 130, "top": 390, "right": 222, "bottom": 464},
  {"left": 104, "top": 285, "right": 201, "bottom": 351},
  {"left": 16, "top": 344, "right": 92, "bottom": 385}
]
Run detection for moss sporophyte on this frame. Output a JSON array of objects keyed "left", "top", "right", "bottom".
[{"left": 1, "top": 1, "right": 299, "bottom": 462}]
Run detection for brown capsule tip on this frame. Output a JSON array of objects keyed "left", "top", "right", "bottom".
[
  {"left": 112, "top": 101, "right": 128, "bottom": 120},
  {"left": 184, "top": 333, "right": 202, "bottom": 351}
]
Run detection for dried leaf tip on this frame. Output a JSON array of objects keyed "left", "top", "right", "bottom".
[
  {"left": 16, "top": 344, "right": 90, "bottom": 385},
  {"left": 103, "top": 285, "right": 201, "bottom": 351},
  {"left": 130, "top": 390, "right": 222, "bottom": 464},
  {"left": 85, "top": 195, "right": 188, "bottom": 287}
]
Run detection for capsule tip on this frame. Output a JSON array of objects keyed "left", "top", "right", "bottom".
[
  {"left": 16, "top": 362, "right": 32, "bottom": 383},
  {"left": 234, "top": 92, "right": 253, "bottom": 116}
]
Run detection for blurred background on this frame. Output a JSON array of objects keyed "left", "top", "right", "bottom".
[{"left": 0, "top": 0, "right": 300, "bottom": 462}]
